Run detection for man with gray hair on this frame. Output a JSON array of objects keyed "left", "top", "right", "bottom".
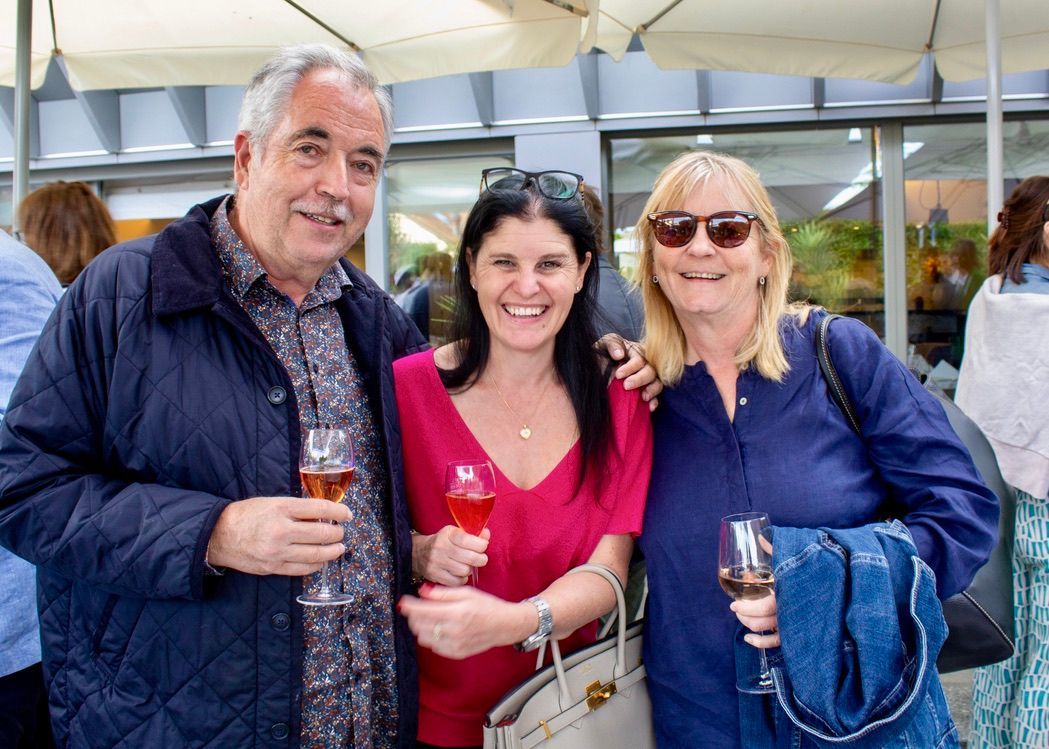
[{"left": 0, "top": 45, "right": 422, "bottom": 747}]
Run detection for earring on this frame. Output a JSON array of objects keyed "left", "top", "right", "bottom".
[
  {"left": 758, "top": 276, "right": 767, "bottom": 286},
  {"left": 651, "top": 275, "right": 660, "bottom": 285},
  {"left": 575, "top": 284, "right": 581, "bottom": 292},
  {"left": 471, "top": 281, "right": 477, "bottom": 290}
]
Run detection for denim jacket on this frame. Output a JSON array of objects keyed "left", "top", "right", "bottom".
[{"left": 736, "top": 521, "right": 958, "bottom": 748}]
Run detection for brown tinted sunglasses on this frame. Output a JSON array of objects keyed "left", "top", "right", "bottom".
[{"left": 648, "top": 210, "right": 764, "bottom": 249}]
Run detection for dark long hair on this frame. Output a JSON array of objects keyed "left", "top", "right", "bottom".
[
  {"left": 990, "top": 176, "right": 1049, "bottom": 283},
  {"left": 440, "top": 186, "right": 611, "bottom": 484}
]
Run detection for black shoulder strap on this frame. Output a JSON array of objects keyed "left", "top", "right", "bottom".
[{"left": 815, "top": 313, "right": 862, "bottom": 435}]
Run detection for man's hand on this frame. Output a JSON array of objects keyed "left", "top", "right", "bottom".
[
  {"left": 596, "top": 333, "right": 663, "bottom": 411},
  {"left": 207, "top": 497, "right": 350, "bottom": 576}
]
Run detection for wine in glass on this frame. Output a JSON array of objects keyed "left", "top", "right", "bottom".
[
  {"left": 718, "top": 511, "right": 775, "bottom": 688},
  {"left": 297, "top": 428, "right": 355, "bottom": 606},
  {"left": 444, "top": 459, "right": 496, "bottom": 586}
]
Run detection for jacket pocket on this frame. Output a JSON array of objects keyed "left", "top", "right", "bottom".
[{"left": 90, "top": 594, "right": 125, "bottom": 681}]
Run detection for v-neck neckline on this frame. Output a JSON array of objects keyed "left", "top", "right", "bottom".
[{"left": 422, "top": 349, "right": 581, "bottom": 493}]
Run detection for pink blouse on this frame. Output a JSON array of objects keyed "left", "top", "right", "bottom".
[{"left": 393, "top": 349, "right": 653, "bottom": 746}]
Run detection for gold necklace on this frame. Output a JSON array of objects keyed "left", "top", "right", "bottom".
[{"left": 490, "top": 376, "right": 555, "bottom": 440}]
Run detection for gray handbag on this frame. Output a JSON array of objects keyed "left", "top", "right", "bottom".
[{"left": 482, "top": 564, "right": 655, "bottom": 749}]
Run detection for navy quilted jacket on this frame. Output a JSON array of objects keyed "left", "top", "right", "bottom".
[{"left": 0, "top": 197, "right": 427, "bottom": 748}]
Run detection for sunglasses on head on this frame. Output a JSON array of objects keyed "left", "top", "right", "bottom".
[
  {"left": 647, "top": 210, "right": 763, "bottom": 249},
  {"left": 480, "top": 167, "right": 584, "bottom": 200}
]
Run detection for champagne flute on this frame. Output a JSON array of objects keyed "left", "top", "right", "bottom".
[
  {"left": 718, "top": 512, "right": 775, "bottom": 688},
  {"left": 444, "top": 460, "right": 496, "bottom": 586},
  {"left": 297, "top": 428, "right": 355, "bottom": 606}
]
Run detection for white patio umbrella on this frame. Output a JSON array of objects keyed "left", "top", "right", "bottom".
[
  {"left": 595, "top": 0, "right": 1049, "bottom": 232},
  {"left": 594, "top": 0, "right": 1049, "bottom": 85},
  {"left": 0, "top": 0, "right": 596, "bottom": 89},
  {"left": 2, "top": 0, "right": 597, "bottom": 221}
]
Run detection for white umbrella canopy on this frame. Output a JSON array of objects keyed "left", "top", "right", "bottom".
[
  {"left": 0, "top": 0, "right": 595, "bottom": 90},
  {"left": 595, "top": 0, "right": 1049, "bottom": 84}
]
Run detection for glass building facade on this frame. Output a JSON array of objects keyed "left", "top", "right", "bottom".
[{"left": 3, "top": 53, "right": 1049, "bottom": 369}]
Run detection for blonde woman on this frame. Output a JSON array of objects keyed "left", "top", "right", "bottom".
[{"left": 636, "top": 151, "right": 997, "bottom": 747}]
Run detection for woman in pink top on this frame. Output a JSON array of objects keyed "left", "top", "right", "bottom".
[{"left": 396, "top": 168, "right": 653, "bottom": 748}]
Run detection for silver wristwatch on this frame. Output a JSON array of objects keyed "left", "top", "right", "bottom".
[{"left": 515, "top": 595, "right": 554, "bottom": 652}]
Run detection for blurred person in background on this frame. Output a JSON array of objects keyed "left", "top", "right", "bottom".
[
  {"left": 960, "top": 176, "right": 1049, "bottom": 749},
  {"left": 17, "top": 181, "right": 117, "bottom": 286},
  {"left": 0, "top": 228, "right": 61, "bottom": 748},
  {"left": 394, "top": 264, "right": 419, "bottom": 305},
  {"left": 401, "top": 255, "right": 435, "bottom": 339},
  {"left": 942, "top": 238, "right": 984, "bottom": 312},
  {"left": 908, "top": 246, "right": 949, "bottom": 311},
  {"left": 580, "top": 183, "right": 645, "bottom": 341},
  {"left": 402, "top": 252, "right": 456, "bottom": 343}
]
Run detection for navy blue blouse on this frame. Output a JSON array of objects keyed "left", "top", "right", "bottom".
[{"left": 639, "top": 311, "right": 998, "bottom": 748}]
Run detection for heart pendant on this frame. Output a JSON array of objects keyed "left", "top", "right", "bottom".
[{"left": 519, "top": 426, "right": 532, "bottom": 440}]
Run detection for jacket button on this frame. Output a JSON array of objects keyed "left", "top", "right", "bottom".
[
  {"left": 271, "top": 722, "right": 289, "bottom": 740},
  {"left": 267, "top": 386, "right": 287, "bottom": 405},
  {"left": 271, "top": 613, "right": 290, "bottom": 632}
]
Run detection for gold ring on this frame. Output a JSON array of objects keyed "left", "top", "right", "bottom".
[{"left": 432, "top": 622, "right": 443, "bottom": 642}]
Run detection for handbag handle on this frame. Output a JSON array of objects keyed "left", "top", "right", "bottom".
[
  {"left": 815, "top": 313, "right": 861, "bottom": 434},
  {"left": 542, "top": 563, "right": 628, "bottom": 707}
]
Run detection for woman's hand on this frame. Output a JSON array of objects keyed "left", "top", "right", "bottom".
[
  {"left": 412, "top": 526, "right": 489, "bottom": 587},
  {"left": 398, "top": 583, "right": 535, "bottom": 660},
  {"left": 731, "top": 591, "right": 780, "bottom": 649},
  {"left": 595, "top": 333, "right": 663, "bottom": 411}
]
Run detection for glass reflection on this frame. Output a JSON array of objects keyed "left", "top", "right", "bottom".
[
  {"left": 609, "top": 129, "right": 885, "bottom": 333},
  {"left": 386, "top": 155, "right": 513, "bottom": 345}
]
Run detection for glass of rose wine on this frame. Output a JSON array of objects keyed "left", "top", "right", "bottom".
[
  {"left": 297, "top": 427, "right": 355, "bottom": 606},
  {"left": 444, "top": 459, "right": 496, "bottom": 586},
  {"left": 718, "top": 511, "right": 775, "bottom": 688}
]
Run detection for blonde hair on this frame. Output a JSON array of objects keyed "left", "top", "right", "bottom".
[
  {"left": 637, "top": 151, "right": 811, "bottom": 385},
  {"left": 17, "top": 181, "right": 117, "bottom": 285}
]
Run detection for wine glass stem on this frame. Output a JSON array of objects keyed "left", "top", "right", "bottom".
[
  {"left": 318, "top": 559, "right": 333, "bottom": 597},
  {"left": 469, "top": 566, "right": 479, "bottom": 587},
  {"left": 758, "top": 645, "right": 772, "bottom": 687},
  {"left": 315, "top": 517, "right": 336, "bottom": 597}
]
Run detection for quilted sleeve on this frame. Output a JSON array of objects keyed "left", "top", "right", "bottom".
[
  {"left": 0, "top": 260, "right": 228, "bottom": 602},
  {"left": 826, "top": 316, "right": 999, "bottom": 599}
]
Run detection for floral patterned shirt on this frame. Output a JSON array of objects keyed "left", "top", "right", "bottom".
[{"left": 211, "top": 197, "right": 398, "bottom": 748}]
